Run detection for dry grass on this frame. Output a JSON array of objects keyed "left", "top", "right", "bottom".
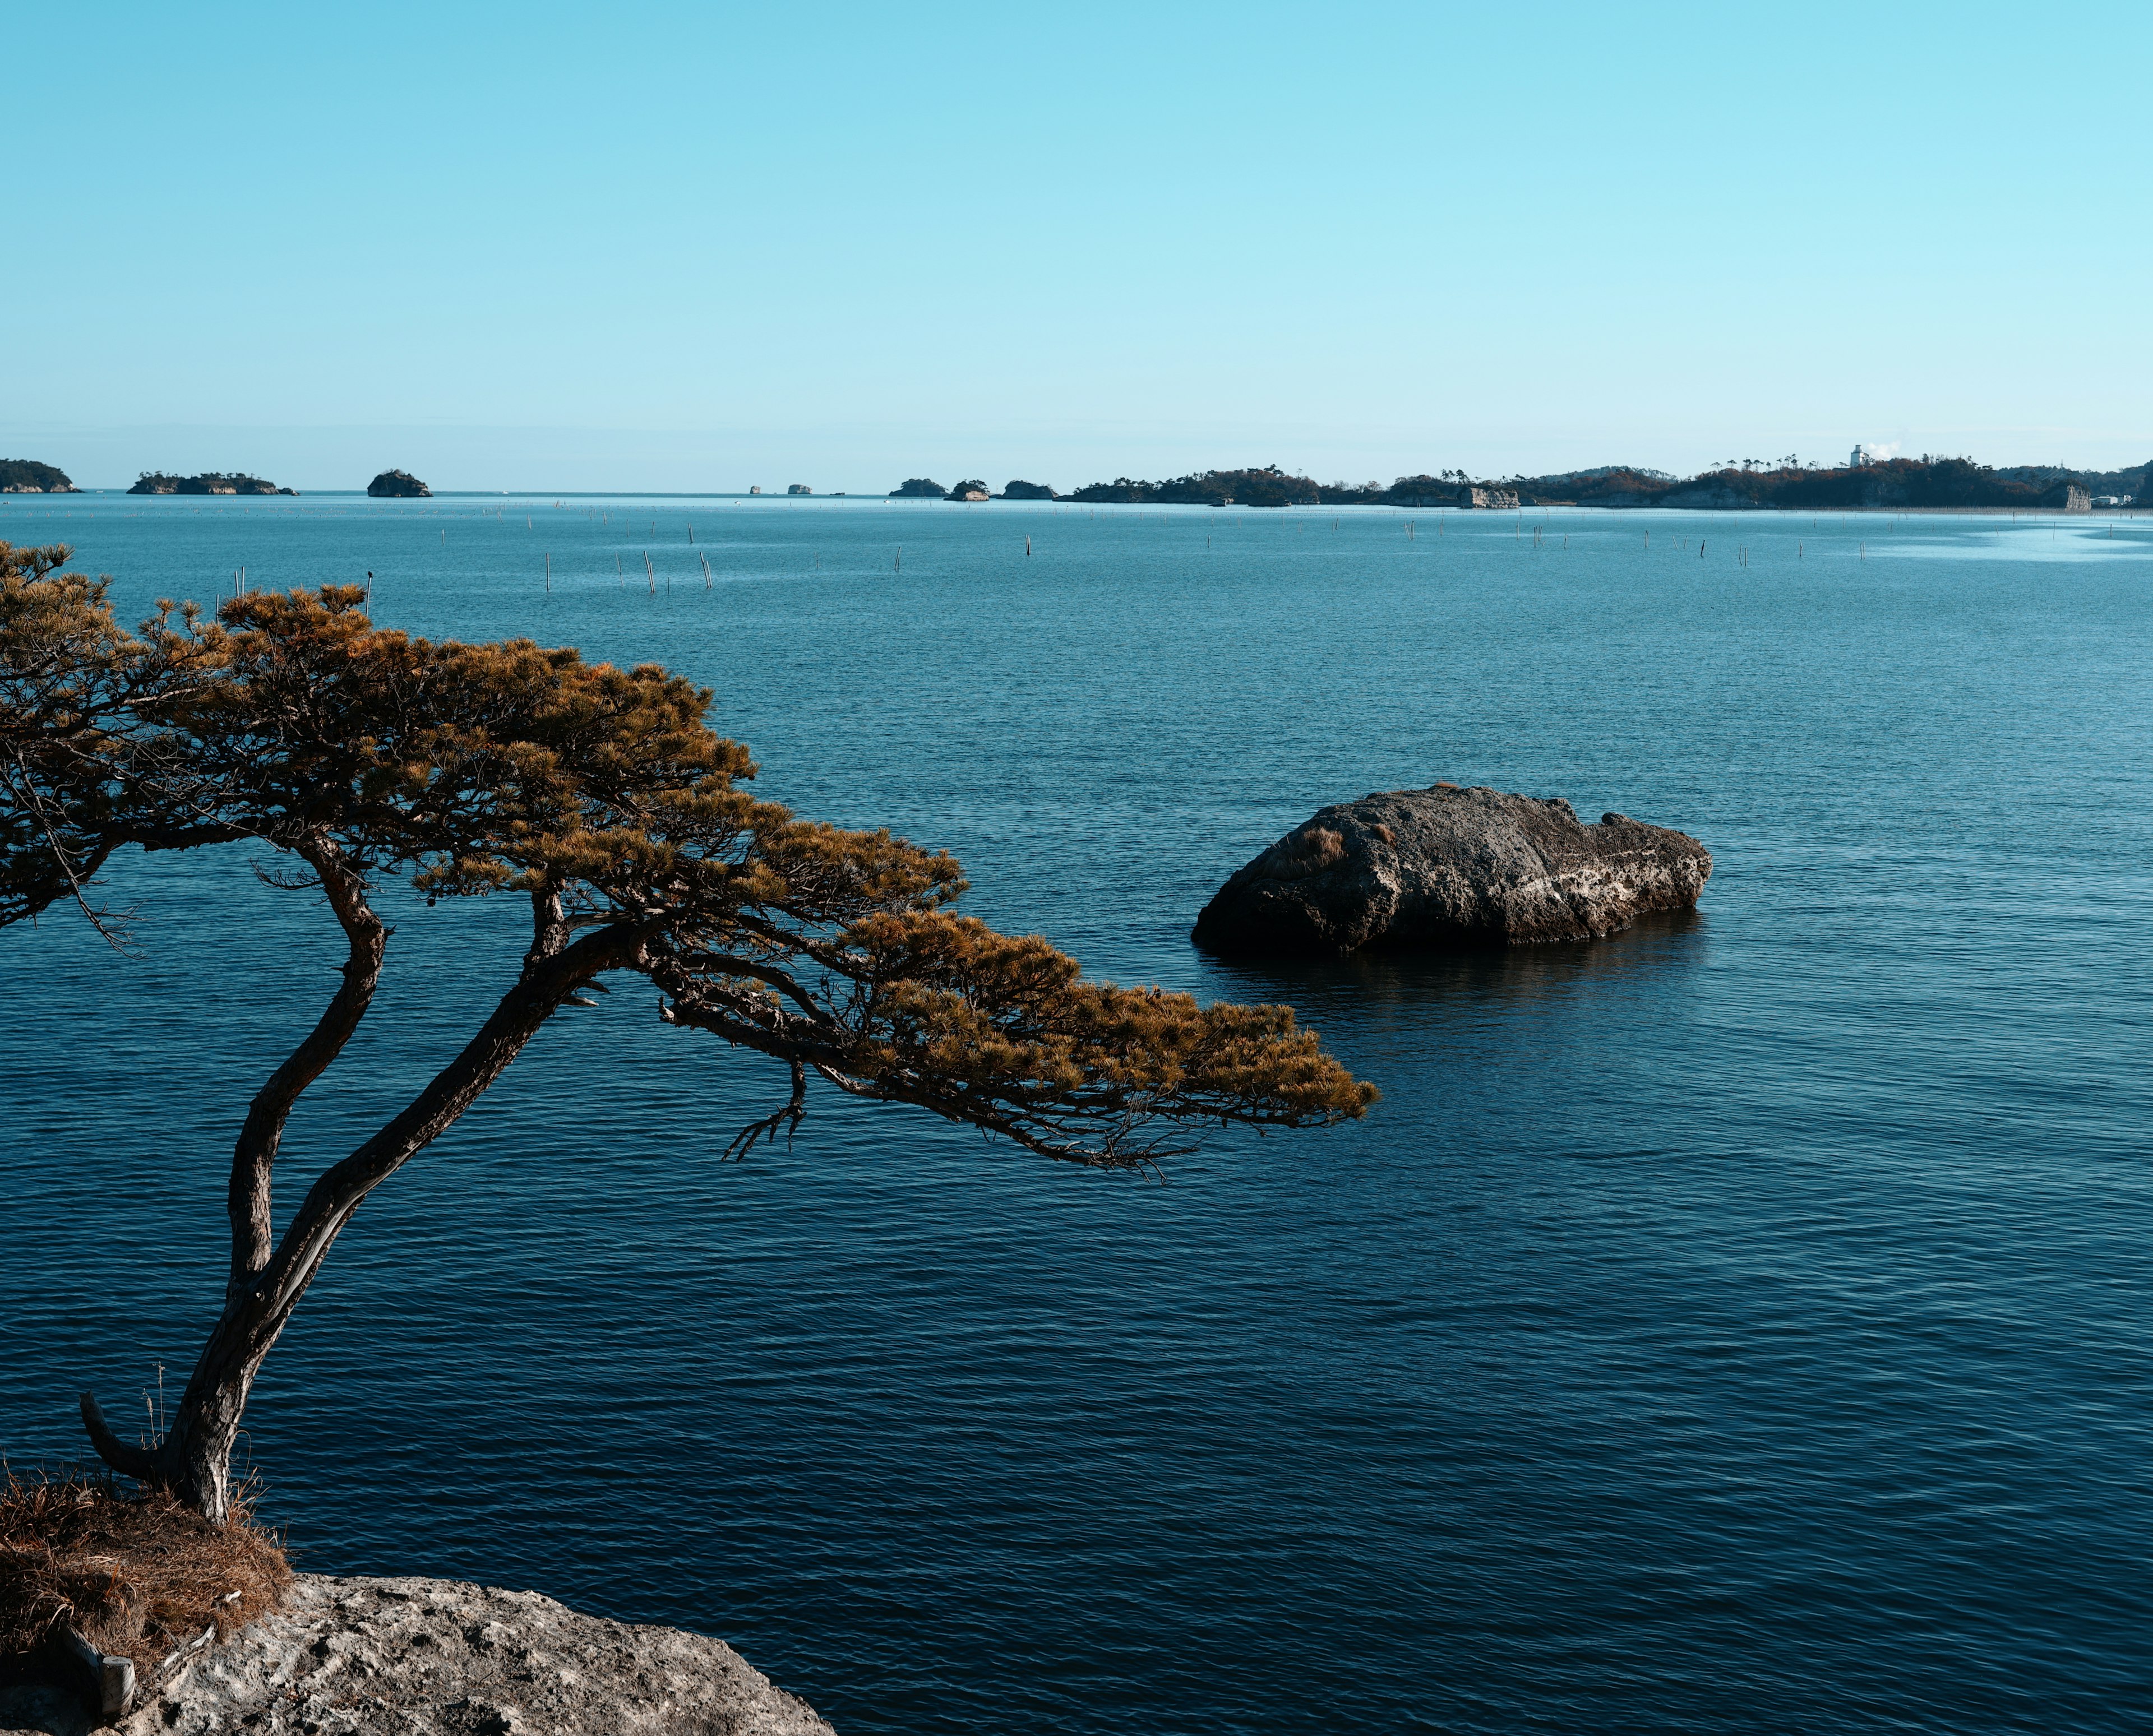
[
  {"left": 0, "top": 1466, "right": 290, "bottom": 1689},
  {"left": 1256, "top": 825, "right": 1347, "bottom": 880}
]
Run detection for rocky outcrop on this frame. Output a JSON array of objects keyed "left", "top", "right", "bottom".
[
  {"left": 128, "top": 473, "right": 295, "bottom": 496},
  {"left": 367, "top": 470, "right": 432, "bottom": 498},
  {"left": 1, "top": 1575, "right": 833, "bottom": 1736},
  {"left": 0, "top": 460, "right": 76, "bottom": 494},
  {"left": 1192, "top": 784, "right": 1711, "bottom": 955}
]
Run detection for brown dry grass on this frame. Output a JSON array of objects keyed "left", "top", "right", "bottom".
[{"left": 0, "top": 1467, "right": 290, "bottom": 1688}]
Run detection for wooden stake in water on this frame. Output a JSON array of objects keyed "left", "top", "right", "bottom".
[
  {"left": 895, "top": 547, "right": 902, "bottom": 574},
  {"left": 702, "top": 553, "right": 711, "bottom": 589},
  {"left": 645, "top": 551, "right": 654, "bottom": 595},
  {"left": 544, "top": 553, "right": 551, "bottom": 593},
  {"left": 1025, "top": 535, "right": 1032, "bottom": 556}
]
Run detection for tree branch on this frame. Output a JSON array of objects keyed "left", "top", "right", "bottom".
[
  {"left": 722, "top": 1058, "right": 808, "bottom": 1159},
  {"left": 229, "top": 920, "right": 652, "bottom": 1348},
  {"left": 225, "top": 838, "right": 386, "bottom": 1303},
  {"left": 0, "top": 754, "right": 128, "bottom": 947},
  {"left": 78, "top": 1392, "right": 158, "bottom": 1479}
]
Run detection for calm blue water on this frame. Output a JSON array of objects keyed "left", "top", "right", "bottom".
[{"left": 3, "top": 493, "right": 2150, "bottom": 1733}]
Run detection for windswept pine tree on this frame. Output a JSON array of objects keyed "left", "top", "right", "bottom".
[{"left": 0, "top": 543, "right": 1375, "bottom": 1524}]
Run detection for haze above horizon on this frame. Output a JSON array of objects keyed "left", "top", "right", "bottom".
[{"left": 10, "top": 2, "right": 2149, "bottom": 492}]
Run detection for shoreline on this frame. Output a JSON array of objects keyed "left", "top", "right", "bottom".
[{"left": 4, "top": 491, "right": 2147, "bottom": 516}]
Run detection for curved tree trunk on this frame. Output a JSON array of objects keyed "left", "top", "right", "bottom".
[{"left": 83, "top": 908, "right": 645, "bottom": 1522}]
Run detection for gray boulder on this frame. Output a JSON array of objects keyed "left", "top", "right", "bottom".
[
  {"left": 2, "top": 1574, "right": 834, "bottom": 1736},
  {"left": 1192, "top": 784, "right": 1711, "bottom": 955}
]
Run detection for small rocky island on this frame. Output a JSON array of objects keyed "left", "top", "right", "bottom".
[
  {"left": 127, "top": 472, "right": 296, "bottom": 496},
  {"left": 367, "top": 469, "right": 431, "bottom": 498},
  {"left": 1193, "top": 784, "right": 1711, "bottom": 955},
  {"left": 0, "top": 459, "right": 77, "bottom": 494}
]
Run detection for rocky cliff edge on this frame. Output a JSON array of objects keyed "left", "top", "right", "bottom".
[{"left": 1, "top": 1574, "right": 834, "bottom": 1736}]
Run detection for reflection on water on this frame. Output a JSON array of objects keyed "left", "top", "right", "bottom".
[{"left": 1206, "top": 908, "right": 1710, "bottom": 1020}]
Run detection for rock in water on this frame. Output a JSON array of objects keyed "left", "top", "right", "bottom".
[
  {"left": 367, "top": 469, "right": 432, "bottom": 498},
  {"left": 0, "top": 1575, "right": 835, "bottom": 1735},
  {"left": 1191, "top": 784, "right": 1711, "bottom": 955}
]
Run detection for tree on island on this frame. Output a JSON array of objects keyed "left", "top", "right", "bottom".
[
  {"left": 0, "top": 459, "right": 76, "bottom": 494},
  {"left": 0, "top": 543, "right": 1375, "bottom": 1525},
  {"left": 129, "top": 472, "right": 294, "bottom": 497},
  {"left": 1065, "top": 467, "right": 1322, "bottom": 508}
]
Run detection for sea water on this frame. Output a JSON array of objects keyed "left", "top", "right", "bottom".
[{"left": 2, "top": 493, "right": 2148, "bottom": 1733}]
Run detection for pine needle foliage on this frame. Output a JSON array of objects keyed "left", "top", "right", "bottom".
[{"left": 0, "top": 551, "right": 1375, "bottom": 1522}]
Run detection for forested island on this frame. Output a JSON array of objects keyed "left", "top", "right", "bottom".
[
  {"left": 893, "top": 457, "right": 2149, "bottom": 511},
  {"left": 130, "top": 471, "right": 296, "bottom": 496},
  {"left": 0, "top": 459, "right": 77, "bottom": 493},
  {"left": 888, "top": 478, "right": 1058, "bottom": 500}
]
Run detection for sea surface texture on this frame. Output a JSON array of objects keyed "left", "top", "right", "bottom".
[{"left": 2, "top": 494, "right": 2147, "bottom": 1734}]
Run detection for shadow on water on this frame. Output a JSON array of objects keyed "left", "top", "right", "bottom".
[{"left": 1198, "top": 907, "right": 1709, "bottom": 1017}]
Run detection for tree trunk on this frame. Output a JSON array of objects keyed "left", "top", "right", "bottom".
[
  {"left": 81, "top": 914, "right": 646, "bottom": 1521},
  {"left": 83, "top": 1290, "right": 292, "bottom": 1525}
]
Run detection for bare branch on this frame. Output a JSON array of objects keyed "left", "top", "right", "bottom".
[
  {"left": 722, "top": 1059, "right": 808, "bottom": 1160},
  {"left": 78, "top": 1392, "right": 158, "bottom": 1480},
  {"left": 0, "top": 755, "right": 130, "bottom": 950}
]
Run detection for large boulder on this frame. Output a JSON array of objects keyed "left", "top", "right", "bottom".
[{"left": 1192, "top": 784, "right": 1711, "bottom": 955}]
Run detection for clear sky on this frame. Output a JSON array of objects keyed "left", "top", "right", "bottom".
[{"left": 8, "top": 2, "right": 2149, "bottom": 493}]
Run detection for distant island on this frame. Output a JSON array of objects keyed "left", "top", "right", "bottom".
[
  {"left": 130, "top": 471, "right": 296, "bottom": 496},
  {"left": 891, "top": 456, "right": 2149, "bottom": 512},
  {"left": 888, "top": 477, "right": 1060, "bottom": 501},
  {"left": 0, "top": 459, "right": 78, "bottom": 494},
  {"left": 367, "top": 469, "right": 431, "bottom": 498}
]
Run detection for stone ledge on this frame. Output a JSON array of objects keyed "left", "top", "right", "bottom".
[{"left": 3, "top": 1573, "right": 833, "bottom": 1736}]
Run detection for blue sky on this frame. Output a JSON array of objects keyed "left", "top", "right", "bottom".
[{"left": 7, "top": 2, "right": 2149, "bottom": 492}]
